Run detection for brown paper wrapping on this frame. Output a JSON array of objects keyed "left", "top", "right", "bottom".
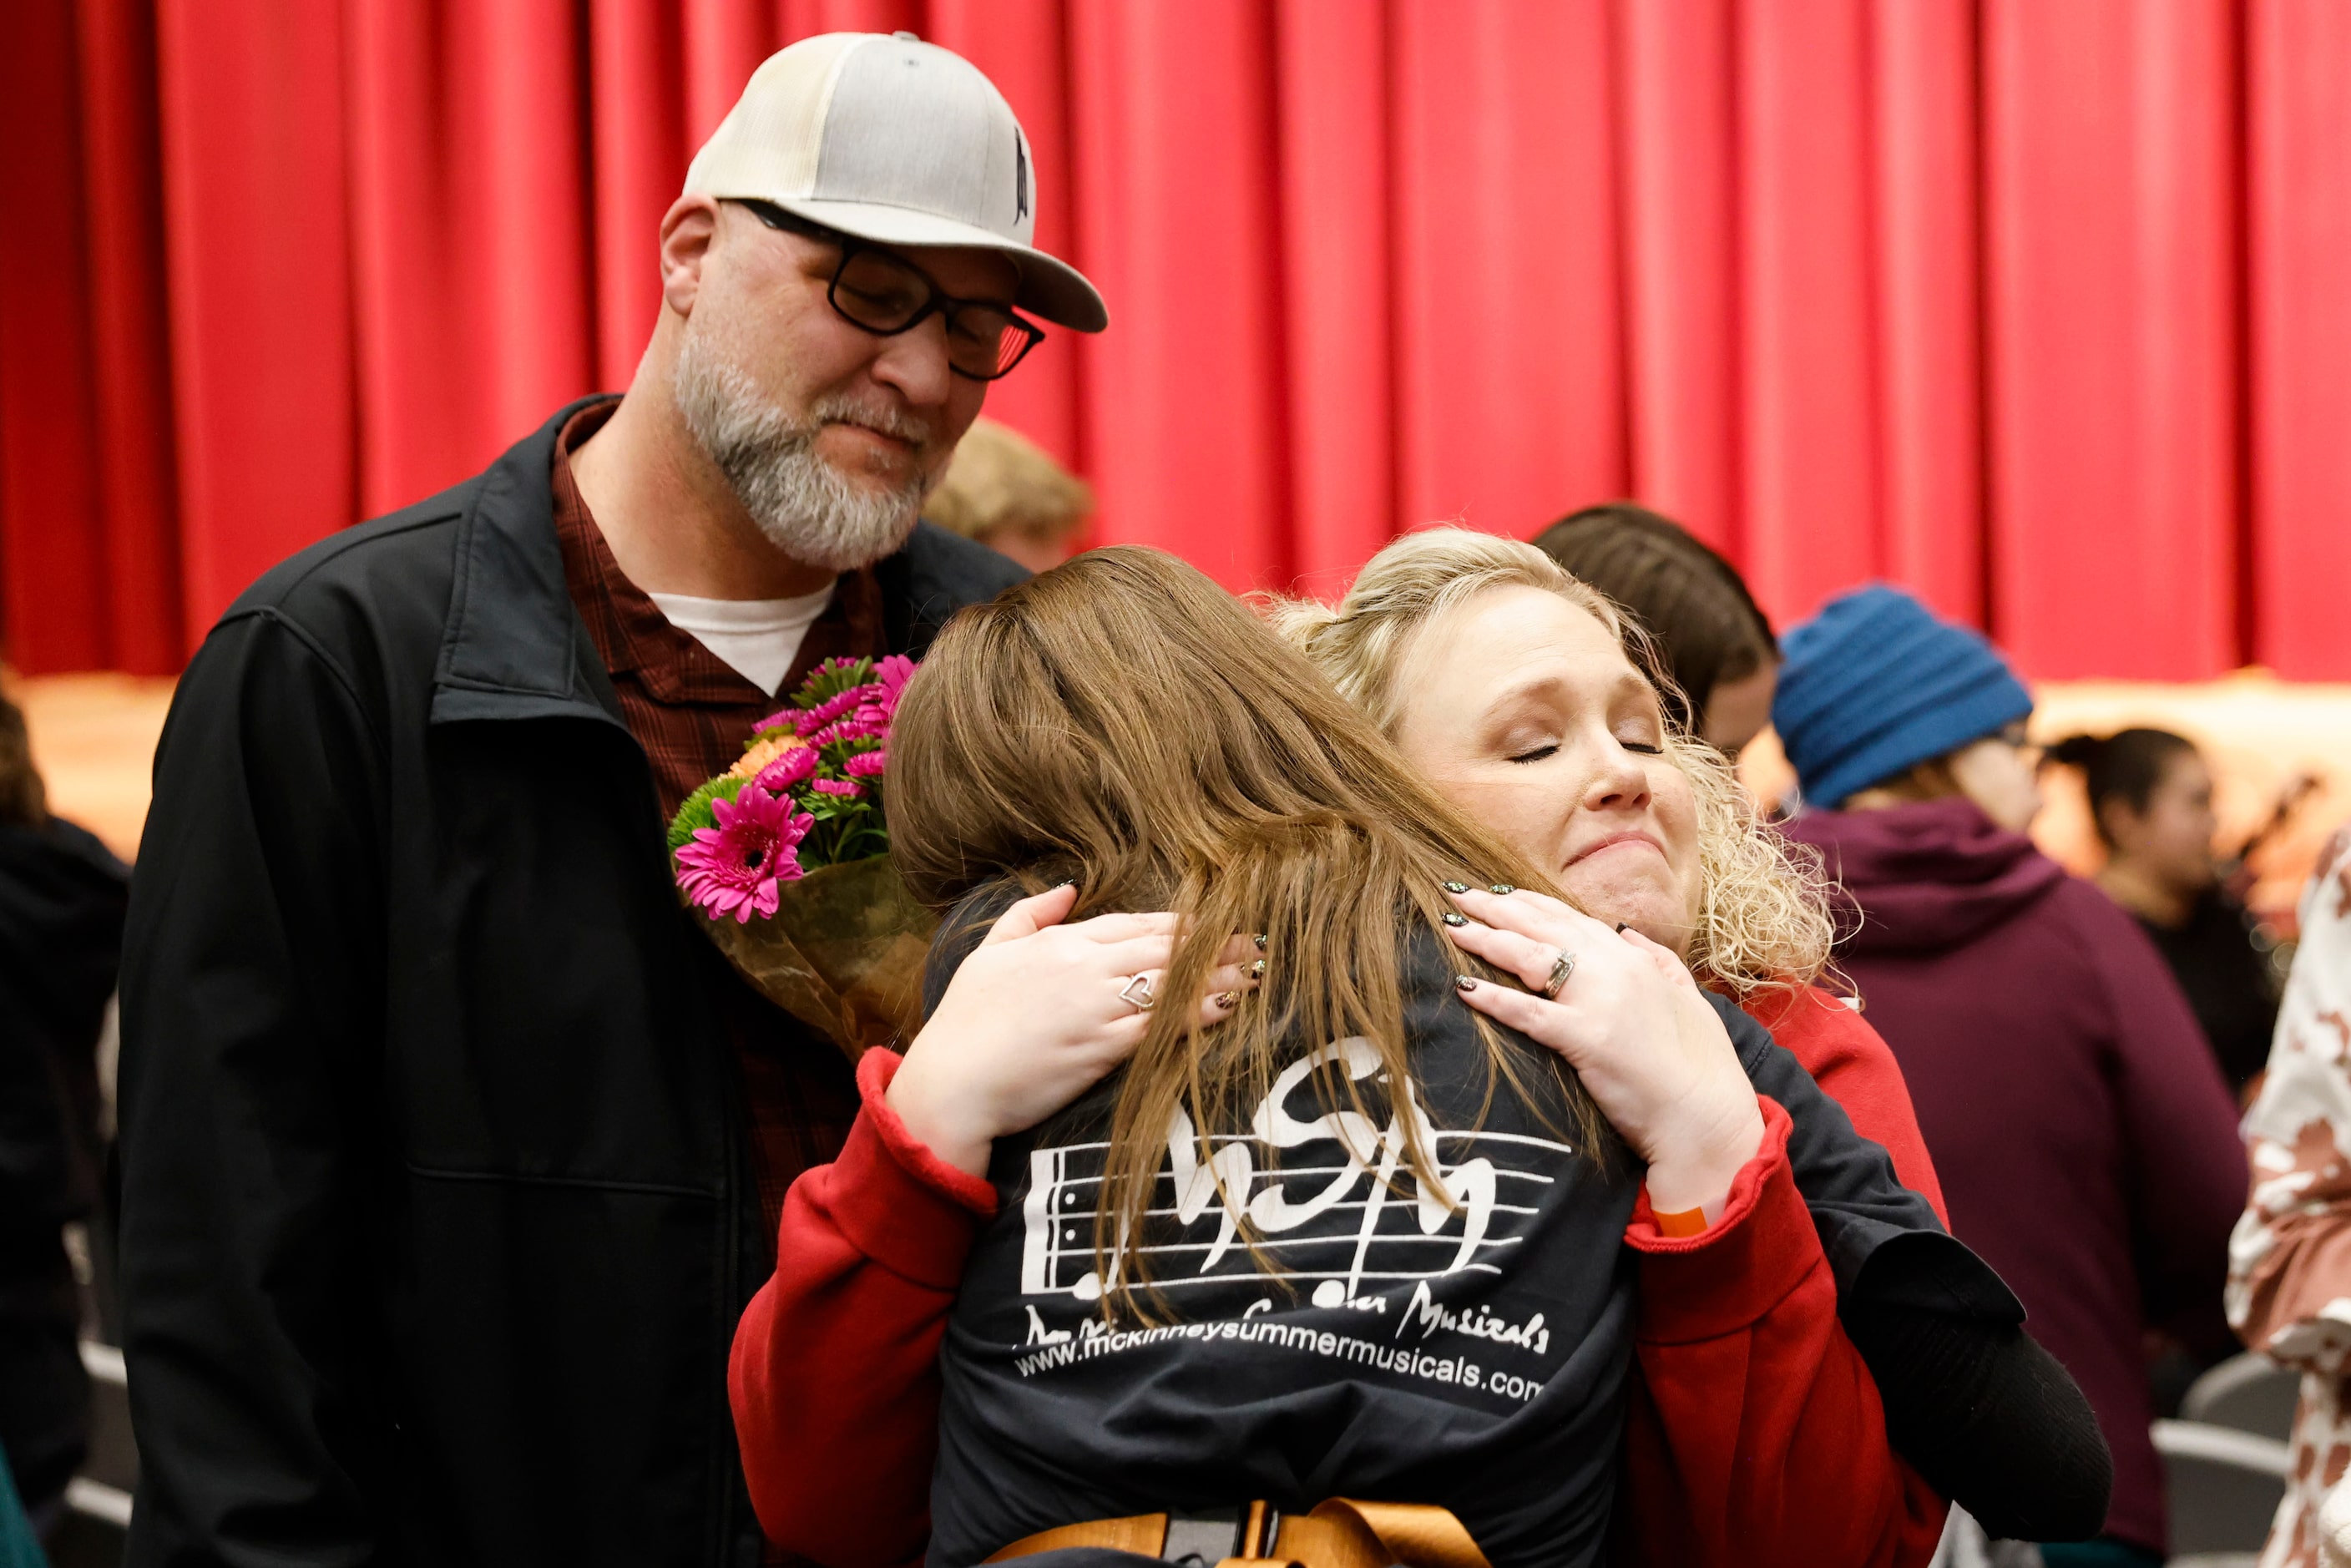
[{"left": 685, "top": 853, "right": 938, "bottom": 1060}]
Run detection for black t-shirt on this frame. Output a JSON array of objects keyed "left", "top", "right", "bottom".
[
  {"left": 918, "top": 886, "right": 2017, "bottom": 1568},
  {"left": 2138, "top": 888, "right": 2279, "bottom": 1094}
]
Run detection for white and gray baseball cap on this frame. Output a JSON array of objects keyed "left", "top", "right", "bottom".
[{"left": 684, "top": 32, "right": 1107, "bottom": 333}]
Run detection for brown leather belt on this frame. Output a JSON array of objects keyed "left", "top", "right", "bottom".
[{"left": 983, "top": 1499, "right": 1491, "bottom": 1568}]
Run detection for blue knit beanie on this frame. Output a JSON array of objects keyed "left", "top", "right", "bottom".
[{"left": 1772, "top": 584, "right": 2033, "bottom": 809}]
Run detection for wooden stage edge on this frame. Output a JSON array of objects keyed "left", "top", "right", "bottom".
[{"left": 13, "top": 667, "right": 2351, "bottom": 925}]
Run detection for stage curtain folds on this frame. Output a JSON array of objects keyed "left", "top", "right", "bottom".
[{"left": 4, "top": 0, "right": 2348, "bottom": 680}]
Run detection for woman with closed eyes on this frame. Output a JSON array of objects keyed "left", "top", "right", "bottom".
[{"left": 1270, "top": 531, "right": 2111, "bottom": 1558}]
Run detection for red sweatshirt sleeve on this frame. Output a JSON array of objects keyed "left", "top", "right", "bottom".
[
  {"left": 728, "top": 1049, "right": 993, "bottom": 1568},
  {"left": 1615, "top": 1097, "right": 1948, "bottom": 1568}
]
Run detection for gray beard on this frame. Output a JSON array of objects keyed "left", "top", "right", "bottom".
[{"left": 672, "top": 328, "right": 934, "bottom": 573}]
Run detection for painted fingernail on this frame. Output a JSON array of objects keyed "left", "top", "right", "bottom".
[
  {"left": 1215, "top": 991, "right": 1239, "bottom": 1009},
  {"left": 1455, "top": 974, "right": 1479, "bottom": 992},
  {"left": 1053, "top": 878, "right": 1075, "bottom": 888},
  {"left": 1489, "top": 883, "right": 1515, "bottom": 895},
  {"left": 1441, "top": 912, "right": 1469, "bottom": 928},
  {"left": 1253, "top": 933, "right": 1268, "bottom": 950},
  {"left": 1615, "top": 922, "right": 1630, "bottom": 933},
  {"left": 1250, "top": 959, "right": 1266, "bottom": 979},
  {"left": 1443, "top": 881, "right": 1471, "bottom": 894}
]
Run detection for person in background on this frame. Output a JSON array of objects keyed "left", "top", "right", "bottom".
[
  {"left": 115, "top": 32, "right": 1094, "bottom": 1567},
  {"left": 921, "top": 415, "right": 1094, "bottom": 572},
  {"left": 2227, "top": 824, "right": 2351, "bottom": 1568},
  {"left": 2045, "top": 728, "right": 2281, "bottom": 1095},
  {"left": 1772, "top": 585, "right": 2247, "bottom": 1568},
  {"left": 0, "top": 690, "right": 129, "bottom": 1540},
  {"left": 1532, "top": 502, "right": 1778, "bottom": 757}
]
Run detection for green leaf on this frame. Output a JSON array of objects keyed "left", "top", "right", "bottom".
[
  {"left": 794, "top": 656, "right": 877, "bottom": 709},
  {"left": 666, "top": 773, "right": 748, "bottom": 853}
]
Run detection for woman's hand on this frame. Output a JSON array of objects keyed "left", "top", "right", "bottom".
[
  {"left": 887, "top": 884, "right": 1260, "bottom": 1178},
  {"left": 1443, "top": 885, "right": 1765, "bottom": 1221}
]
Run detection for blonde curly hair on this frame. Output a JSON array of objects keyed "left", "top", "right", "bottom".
[{"left": 1265, "top": 528, "right": 1833, "bottom": 996}]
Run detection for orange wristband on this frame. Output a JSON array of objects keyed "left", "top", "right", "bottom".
[{"left": 1652, "top": 1203, "right": 1708, "bottom": 1238}]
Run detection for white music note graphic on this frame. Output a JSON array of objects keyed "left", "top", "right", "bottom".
[{"left": 1018, "top": 1038, "right": 1567, "bottom": 1307}]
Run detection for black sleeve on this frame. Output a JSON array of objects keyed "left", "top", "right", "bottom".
[
  {"left": 116, "top": 609, "right": 390, "bottom": 1567},
  {"left": 1840, "top": 1298, "right": 2114, "bottom": 1542}
]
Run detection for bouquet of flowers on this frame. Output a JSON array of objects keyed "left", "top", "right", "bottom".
[{"left": 667, "top": 655, "right": 937, "bottom": 1057}]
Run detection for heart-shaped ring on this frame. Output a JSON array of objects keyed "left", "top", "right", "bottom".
[{"left": 1118, "top": 974, "right": 1157, "bottom": 1014}]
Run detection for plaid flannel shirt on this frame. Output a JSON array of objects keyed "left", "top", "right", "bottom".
[{"left": 551, "top": 399, "right": 877, "bottom": 1232}]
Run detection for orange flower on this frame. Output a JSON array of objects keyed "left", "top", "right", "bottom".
[{"left": 728, "top": 734, "right": 811, "bottom": 783}]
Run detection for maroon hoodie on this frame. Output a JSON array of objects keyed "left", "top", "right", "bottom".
[{"left": 1782, "top": 797, "right": 2245, "bottom": 1556}]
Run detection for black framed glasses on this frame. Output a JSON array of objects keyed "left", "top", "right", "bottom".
[{"left": 733, "top": 199, "right": 1046, "bottom": 381}]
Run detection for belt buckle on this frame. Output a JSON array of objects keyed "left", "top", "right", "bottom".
[
  {"left": 1161, "top": 1502, "right": 1282, "bottom": 1566},
  {"left": 1160, "top": 1507, "right": 1241, "bottom": 1568}
]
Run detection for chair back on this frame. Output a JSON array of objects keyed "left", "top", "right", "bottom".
[
  {"left": 2154, "top": 1418, "right": 2290, "bottom": 1559},
  {"left": 2182, "top": 1353, "right": 2302, "bottom": 1442}
]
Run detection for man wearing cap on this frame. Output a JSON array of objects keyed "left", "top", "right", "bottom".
[{"left": 114, "top": 35, "right": 1104, "bottom": 1567}]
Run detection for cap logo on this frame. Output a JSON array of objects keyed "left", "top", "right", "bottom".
[{"left": 1015, "top": 132, "right": 1030, "bottom": 222}]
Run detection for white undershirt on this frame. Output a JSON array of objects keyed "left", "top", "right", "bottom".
[{"left": 646, "top": 584, "right": 836, "bottom": 696}]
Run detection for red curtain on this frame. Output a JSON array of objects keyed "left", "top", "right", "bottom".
[{"left": 5, "top": 0, "right": 2349, "bottom": 680}]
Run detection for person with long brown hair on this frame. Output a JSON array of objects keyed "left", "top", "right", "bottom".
[{"left": 730, "top": 547, "right": 2031, "bottom": 1567}]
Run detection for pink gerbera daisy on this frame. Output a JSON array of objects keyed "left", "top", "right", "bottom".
[
  {"left": 810, "top": 711, "right": 887, "bottom": 748},
  {"left": 810, "top": 777, "right": 862, "bottom": 799},
  {"left": 676, "top": 787, "right": 812, "bottom": 923},
  {"left": 873, "top": 655, "right": 916, "bottom": 719},
  {"left": 749, "top": 746, "right": 819, "bottom": 796},
  {"left": 792, "top": 683, "right": 883, "bottom": 736},
  {"left": 843, "top": 749, "right": 886, "bottom": 778}
]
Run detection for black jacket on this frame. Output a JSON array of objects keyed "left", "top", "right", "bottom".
[{"left": 116, "top": 399, "right": 1025, "bottom": 1568}]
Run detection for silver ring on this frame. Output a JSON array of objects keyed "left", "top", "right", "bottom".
[
  {"left": 1540, "top": 949, "right": 1576, "bottom": 1000},
  {"left": 1117, "top": 974, "right": 1157, "bottom": 1014}
]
